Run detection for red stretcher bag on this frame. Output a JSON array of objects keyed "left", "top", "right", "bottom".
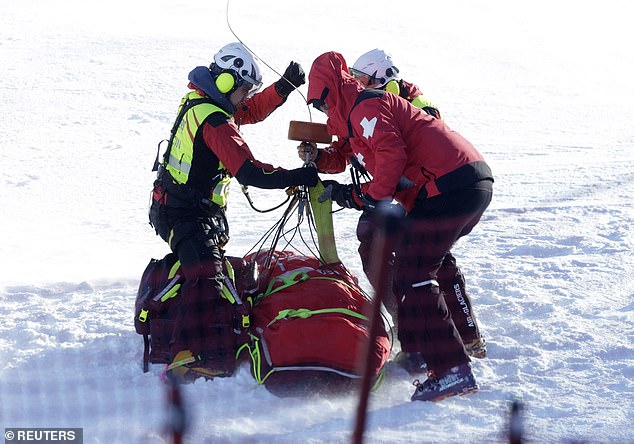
[{"left": 237, "top": 250, "right": 391, "bottom": 397}]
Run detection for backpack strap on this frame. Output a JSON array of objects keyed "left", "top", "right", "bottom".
[
  {"left": 345, "top": 89, "right": 385, "bottom": 197},
  {"left": 152, "top": 97, "right": 216, "bottom": 172},
  {"left": 142, "top": 334, "right": 150, "bottom": 373},
  {"left": 346, "top": 89, "right": 385, "bottom": 139},
  {"left": 236, "top": 336, "right": 271, "bottom": 384}
]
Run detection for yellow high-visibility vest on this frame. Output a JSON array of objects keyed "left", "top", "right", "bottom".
[{"left": 164, "top": 91, "right": 232, "bottom": 207}]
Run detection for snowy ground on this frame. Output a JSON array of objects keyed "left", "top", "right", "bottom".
[{"left": 1, "top": 0, "right": 633, "bottom": 442}]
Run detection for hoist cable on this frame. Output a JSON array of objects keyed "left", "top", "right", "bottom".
[{"left": 225, "top": 0, "right": 312, "bottom": 122}]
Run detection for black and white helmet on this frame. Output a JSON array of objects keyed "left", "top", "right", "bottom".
[
  {"left": 350, "top": 49, "right": 400, "bottom": 88},
  {"left": 212, "top": 42, "right": 263, "bottom": 91}
]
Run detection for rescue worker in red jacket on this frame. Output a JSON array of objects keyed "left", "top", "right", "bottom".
[
  {"left": 299, "top": 49, "right": 487, "bottom": 370},
  {"left": 149, "top": 42, "right": 318, "bottom": 382},
  {"left": 306, "top": 51, "right": 493, "bottom": 402}
]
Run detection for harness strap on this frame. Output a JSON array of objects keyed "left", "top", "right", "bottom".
[
  {"left": 152, "top": 139, "right": 169, "bottom": 172},
  {"left": 152, "top": 98, "right": 214, "bottom": 172}
]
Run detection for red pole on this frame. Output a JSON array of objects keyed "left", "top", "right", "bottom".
[
  {"left": 352, "top": 205, "right": 403, "bottom": 444},
  {"left": 165, "top": 372, "right": 187, "bottom": 444}
]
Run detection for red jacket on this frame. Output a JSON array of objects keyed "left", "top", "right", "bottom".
[
  {"left": 307, "top": 52, "right": 492, "bottom": 211},
  {"left": 195, "top": 82, "right": 285, "bottom": 176},
  {"left": 313, "top": 81, "right": 437, "bottom": 174}
]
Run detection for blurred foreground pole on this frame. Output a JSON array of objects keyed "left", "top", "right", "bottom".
[
  {"left": 165, "top": 372, "right": 188, "bottom": 444},
  {"left": 352, "top": 203, "right": 403, "bottom": 444},
  {"left": 509, "top": 400, "right": 523, "bottom": 444}
]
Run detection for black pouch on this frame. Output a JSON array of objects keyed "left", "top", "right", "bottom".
[{"left": 134, "top": 253, "right": 183, "bottom": 372}]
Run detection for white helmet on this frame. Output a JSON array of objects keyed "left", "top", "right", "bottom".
[
  {"left": 212, "top": 42, "right": 263, "bottom": 92},
  {"left": 351, "top": 49, "right": 400, "bottom": 88}
]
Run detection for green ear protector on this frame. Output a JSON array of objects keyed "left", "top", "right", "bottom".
[
  {"left": 214, "top": 56, "right": 244, "bottom": 94},
  {"left": 216, "top": 70, "right": 240, "bottom": 94}
]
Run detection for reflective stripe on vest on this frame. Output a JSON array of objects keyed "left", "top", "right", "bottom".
[
  {"left": 165, "top": 91, "right": 231, "bottom": 186},
  {"left": 211, "top": 175, "right": 231, "bottom": 207}
]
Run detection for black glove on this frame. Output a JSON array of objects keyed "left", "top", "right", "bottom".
[
  {"left": 275, "top": 61, "right": 305, "bottom": 97},
  {"left": 422, "top": 106, "right": 442, "bottom": 119},
  {"left": 287, "top": 165, "right": 319, "bottom": 187},
  {"left": 360, "top": 193, "right": 378, "bottom": 211},
  {"left": 318, "top": 180, "right": 363, "bottom": 210},
  {"left": 360, "top": 194, "right": 406, "bottom": 223}
]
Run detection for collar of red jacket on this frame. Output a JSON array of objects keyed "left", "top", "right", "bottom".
[{"left": 307, "top": 52, "right": 364, "bottom": 138}]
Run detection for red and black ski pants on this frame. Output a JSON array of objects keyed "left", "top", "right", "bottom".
[
  {"left": 357, "top": 191, "right": 489, "bottom": 348},
  {"left": 394, "top": 180, "right": 493, "bottom": 374},
  {"left": 394, "top": 179, "right": 492, "bottom": 374}
]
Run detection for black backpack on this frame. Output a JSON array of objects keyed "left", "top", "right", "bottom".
[
  {"left": 134, "top": 253, "right": 254, "bottom": 373},
  {"left": 134, "top": 253, "right": 184, "bottom": 372}
]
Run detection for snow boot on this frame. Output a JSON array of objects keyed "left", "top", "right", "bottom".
[
  {"left": 166, "top": 350, "right": 232, "bottom": 384},
  {"left": 411, "top": 363, "right": 478, "bottom": 402}
]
